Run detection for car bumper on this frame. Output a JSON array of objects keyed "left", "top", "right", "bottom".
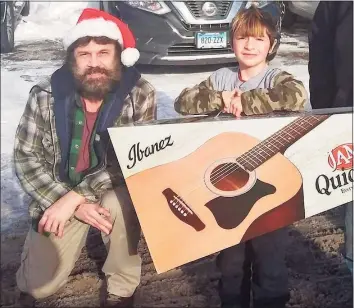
[{"left": 113, "top": 1, "right": 281, "bottom": 65}]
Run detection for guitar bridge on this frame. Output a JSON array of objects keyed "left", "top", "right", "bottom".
[{"left": 162, "top": 188, "right": 205, "bottom": 231}]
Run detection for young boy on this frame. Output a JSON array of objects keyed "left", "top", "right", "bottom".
[{"left": 174, "top": 6, "right": 308, "bottom": 308}]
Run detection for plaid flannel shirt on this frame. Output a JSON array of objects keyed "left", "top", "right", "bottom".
[{"left": 14, "top": 77, "right": 156, "bottom": 221}]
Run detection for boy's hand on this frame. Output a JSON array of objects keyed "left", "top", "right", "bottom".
[
  {"left": 74, "top": 203, "right": 113, "bottom": 235},
  {"left": 223, "top": 90, "right": 243, "bottom": 117},
  {"left": 228, "top": 99, "right": 243, "bottom": 118},
  {"left": 221, "top": 90, "right": 237, "bottom": 110}
]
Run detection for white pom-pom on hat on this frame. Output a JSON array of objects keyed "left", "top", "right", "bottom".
[
  {"left": 121, "top": 47, "right": 140, "bottom": 67},
  {"left": 63, "top": 8, "right": 140, "bottom": 67}
]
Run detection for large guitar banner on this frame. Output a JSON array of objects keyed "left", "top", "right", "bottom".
[{"left": 108, "top": 109, "right": 353, "bottom": 273}]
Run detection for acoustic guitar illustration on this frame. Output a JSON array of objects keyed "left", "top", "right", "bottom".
[{"left": 126, "top": 115, "right": 330, "bottom": 237}]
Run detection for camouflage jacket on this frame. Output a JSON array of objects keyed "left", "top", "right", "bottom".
[
  {"left": 14, "top": 69, "right": 156, "bottom": 221},
  {"left": 174, "top": 70, "right": 307, "bottom": 115}
]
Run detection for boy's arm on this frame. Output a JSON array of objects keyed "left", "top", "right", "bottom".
[
  {"left": 240, "top": 71, "right": 307, "bottom": 115},
  {"left": 134, "top": 89, "right": 157, "bottom": 122},
  {"left": 174, "top": 77, "right": 224, "bottom": 115},
  {"left": 131, "top": 78, "right": 157, "bottom": 122}
]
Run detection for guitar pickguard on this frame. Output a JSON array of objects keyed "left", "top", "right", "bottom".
[{"left": 205, "top": 179, "right": 276, "bottom": 230}]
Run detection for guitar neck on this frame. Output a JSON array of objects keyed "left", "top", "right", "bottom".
[{"left": 236, "top": 114, "right": 330, "bottom": 171}]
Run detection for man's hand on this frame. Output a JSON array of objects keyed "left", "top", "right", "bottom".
[
  {"left": 223, "top": 90, "right": 243, "bottom": 118},
  {"left": 74, "top": 203, "right": 112, "bottom": 235},
  {"left": 38, "top": 190, "right": 86, "bottom": 238}
]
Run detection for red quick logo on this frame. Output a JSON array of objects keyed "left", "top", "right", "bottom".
[
  {"left": 328, "top": 143, "right": 353, "bottom": 171},
  {"left": 315, "top": 143, "right": 353, "bottom": 196}
]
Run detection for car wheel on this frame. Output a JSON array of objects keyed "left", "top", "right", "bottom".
[
  {"left": 282, "top": 2, "right": 297, "bottom": 29},
  {"left": 1, "top": 3, "right": 15, "bottom": 53},
  {"left": 21, "top": 1, "right": 30, "bottom": 17}
]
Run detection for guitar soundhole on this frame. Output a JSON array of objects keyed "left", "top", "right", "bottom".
[{"left": 210, "top": 163, "right": 250, "bottom": 192}]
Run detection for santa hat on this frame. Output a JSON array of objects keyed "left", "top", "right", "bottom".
[{"left": 63, "top": 8, "right": 140, "bottom": 67}]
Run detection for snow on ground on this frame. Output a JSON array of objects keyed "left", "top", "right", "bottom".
[
  {"left": 1, "top": 2, "right": 311, "bottom": 232},
  {"left": 15, "top": 1, "right": 98, "bottom": 42}
]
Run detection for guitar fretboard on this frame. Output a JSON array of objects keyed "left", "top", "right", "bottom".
[{"left": 236, "top": 114, "right": 330, "bottom": 171}]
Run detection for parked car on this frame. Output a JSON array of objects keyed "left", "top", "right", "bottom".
[
  {"left": 98, "top": 1, "right": 283, "bottom": 65},
  {"left": 282, "top": 1, "right": 319, "bottom": 27},
  {"left": 1, "top": 1, "right": 30, "bottom": 53}
]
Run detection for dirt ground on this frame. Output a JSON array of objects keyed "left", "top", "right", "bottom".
[{"left": 1, "top": 206, "right": 352, "bottom": 308}]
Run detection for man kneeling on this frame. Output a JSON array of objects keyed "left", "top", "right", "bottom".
[{"left": 14, "top": 8, "right": 156, "bottom": 307}]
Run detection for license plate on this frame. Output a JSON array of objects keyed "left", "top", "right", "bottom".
[{"left": 196, "top": 32, "right": 227, "bottom": 49}]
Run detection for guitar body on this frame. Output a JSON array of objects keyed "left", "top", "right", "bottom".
[{"left": 126, "top": 132, "right": 305, "bottom": 272}]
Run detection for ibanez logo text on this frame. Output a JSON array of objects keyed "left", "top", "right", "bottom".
[{"left": 127, "top": 135, "right": 174, "bottom": 169}]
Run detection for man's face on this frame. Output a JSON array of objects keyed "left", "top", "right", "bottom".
[
  {"left": 72, "top": 40, "right": 121, "bottom": 100},
  {"left": 233, "top": 28, "right": 271, "bottom": 68}
]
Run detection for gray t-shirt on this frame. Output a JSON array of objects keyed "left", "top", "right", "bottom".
[{"left": 210, "top": 65, "right": 281, "bottom": 92}]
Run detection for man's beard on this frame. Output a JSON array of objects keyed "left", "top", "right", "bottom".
[{"left": 72, "top": 63, "right": 121, "bottom": 101}]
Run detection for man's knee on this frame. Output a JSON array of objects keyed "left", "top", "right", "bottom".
[
  {"left": 29, "top": 283, "right": 66, "bottom": 300},
  {"left": 101, "top": 187, "right": 141, "bottom": 256},
  {"left": 16, "top": 254, "right": 68, "bottom": 300},
  {"left": 102, "top": 187, "right": 138, "bottom": 228},
  {"left": 17, "top": 270, "right": 67, "bottom": 300},
  {"left": 101, "top": 189, "right": 120, "bottom": 219},
  {"left": 101, "top": 186, "right": 133, "bottom": 214},
  {"left": 16, "top": 223, "right": 87, "bottom": 301}
]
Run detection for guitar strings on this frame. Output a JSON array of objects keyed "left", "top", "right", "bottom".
[
  {"left": 210, "top": 116, "right": 322, "bottom": 185},
  {"left": 208, "top": 116, "right": 324, "bottom": 185},
  {"left": 178, "top": 115, "right": 328, "bottom": 198}
]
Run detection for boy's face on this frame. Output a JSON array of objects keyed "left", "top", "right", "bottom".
[{"left": 232, "top": 28, "right": 271, "bottom": 68}]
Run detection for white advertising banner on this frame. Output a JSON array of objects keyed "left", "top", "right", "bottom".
[{"left": 108, "top": 110, "right": 353, "bottom": 273}]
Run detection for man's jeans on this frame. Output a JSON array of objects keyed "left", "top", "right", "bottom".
[{"left": 344, "top": 202, "right": 353, "bottom": 273}]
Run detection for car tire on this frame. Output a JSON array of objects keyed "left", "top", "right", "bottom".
[
  {"left": 21, "top": 1, "right": 30, "bottom": 17},
  {"left": 99, "top": 0, "right": 104, "bottom": 10},
  {"left": 1, "top": 3, "right": 15, "bottom": 53},
  {"left": 282, "top": 3, "right": 297, "bottom": 29}
]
